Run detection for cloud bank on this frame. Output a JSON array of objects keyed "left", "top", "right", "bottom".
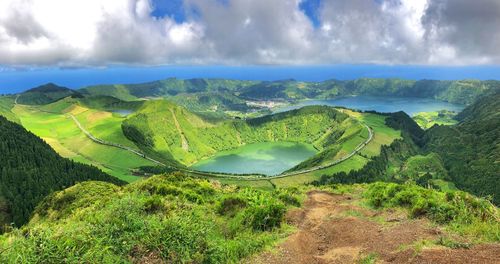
[{"left": 0, "top": 0, "right": 499, "bottom": 67}]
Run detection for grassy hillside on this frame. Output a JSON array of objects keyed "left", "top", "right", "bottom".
[
  {"left": 0, "top": 173, "right": 300, "bottom": 263},
  {"left": 12, "top": 98, "right": 155, "bottom": 182},
  {"left": 123, "top": 101, "right": 359, "bottom": 168},
  {"left": 423, "top": 90, "right": 500, "bottom": 204},
  {"left": 1, "top": 175, "right": 497, "bottom": 263},
  {"left": 17, "top": 83, "right": 80, "bottom": 105},
  {"left": 212, "top": 110, "right": 401, "bottom": 189},
  {"left": 0, "top": 96, "right": 19, "bottom": 123},
  {"left": 0, "top": 115, "right": 123, "bottom": 229}
]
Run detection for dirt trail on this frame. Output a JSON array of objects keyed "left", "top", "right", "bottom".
[
  {"left": 170, "top": 109, "right": 189, "bottom": 151},
  {"left": 247, "top": 191, "right": 500, "bottom": 264}
]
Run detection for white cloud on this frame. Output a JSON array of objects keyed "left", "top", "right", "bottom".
[{"left": 0, "top": 0, "right": 498, "bottom": 66}]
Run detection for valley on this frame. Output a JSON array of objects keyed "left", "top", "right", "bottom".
[{"left": 0, "top": 78, "right": 498, "bottom": 263}]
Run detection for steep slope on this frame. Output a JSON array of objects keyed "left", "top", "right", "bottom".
[
  {"left": 1, "top": 176, "right": 497, "bottom": 263},
  {"left": 0, "top": 116, "right": 124, "bottom": 229},
  {"left": 17, "top": 83, "right": 81, "bottom": 105},
  {"left": 0, "top": 174, "right": 298, "bottom": 263},
  {"left": 423, "top": 90, "right": 500, "bottom": 203},
  {"left": 317, "top": 91, "right": 500, "bottom": 204},
  {"left": 122, "top": 100, "right": 359, "bottom": 167},
  {"left": 0, "top": 96, "right": 19, "bottom": 123}
]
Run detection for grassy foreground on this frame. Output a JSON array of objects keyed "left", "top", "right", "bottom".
[
  {"left": 1, "top": 174, "right": 497, "bottom": 263},
  {"left": 0, "top": 173, "right": 300, "bottom": 263}
]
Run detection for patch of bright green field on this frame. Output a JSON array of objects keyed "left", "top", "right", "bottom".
[
  {"left": 0, "top": 96, "right": 19, "bottom": 123},
  {"left": 13, "top": 104, "right": 154, "bottom": 182},
  {"left": 358, "top": 112, "right": 401, "bottom": 157},
  {"left": 413, "top": 110, "right": 458, "bottom": 129}
]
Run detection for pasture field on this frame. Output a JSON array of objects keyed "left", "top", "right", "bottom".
[
  {"left": 12, "top": 103, "right": 154, "bottom": 182},
  {"left": 0, "top": 96, "right": 19, "bottom": 123}
]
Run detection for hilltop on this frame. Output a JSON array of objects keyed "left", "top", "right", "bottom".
[{"left": 17, "top": 83, "right": 81, "bottom": 105}]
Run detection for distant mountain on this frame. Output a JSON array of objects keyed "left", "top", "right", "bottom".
[
  {"left": 80, "top": 78, "right": 257, "bottom": 101},
  {"left": 80, "top": 78, "right": 499, "bottom": 105},
  {"left": 0, "top": 115, "right": 124, "bottom": 230},
  {"left": 17, "top": 83, "right": 81, "bottom": 105}
]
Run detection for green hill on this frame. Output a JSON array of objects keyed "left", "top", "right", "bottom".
[
  {"left": 17, "top": 83, "right": 81, "bottom": 105},
  {"left": 317, "top": 91, "right": 500, "bottom": 204},
  {"left": 0, "top": 173, "right": 298, "bottom": 263},
  {"left": 0, "top": 174, "right": 497, "bottom": 263},
  {"left": 79, "top": 78, "right": 499, "bottom": 107},
  {"left": 423, "top": 90, "right": 500, "bottom": 203},
  {"left": 0, "top": 116, "right": 124, "bottom": 229},
  {"left": 122, "top": 100, "right": 361, "bottom": 169},
  {"left": 0, "top": 96, "right": 19, "bottom": 123}
]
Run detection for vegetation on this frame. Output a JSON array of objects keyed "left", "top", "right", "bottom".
[
  {"left": 0, "top": 116, "right": 123, "bottom": 229},
  {"left": 12, "top": 99, "right": 155, "bottom": 182},
  {"left": 413, "top": 110, "right": 458, "bottom": 129},
  {"left": 123, "top": 101, "right": 359, "bottom": 169},
  {"left": 0, "top": 96, "right": 18, "bottom": 123},
  {"left": 0, "top": 173, "right": 300, "bottom": 263},
  {"left": 17, "top": 83, "right": 80, "bottom": 105},
  {"left": 81, "top": 78, "right": 500, "bottom": 106},
  {"left": 423, "top": 90, "right": 500, "bottom": 204},
  {"left": 364, "top": 182, "right": 499, "bottom": 242}
]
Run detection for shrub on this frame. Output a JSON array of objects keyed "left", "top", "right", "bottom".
[
  {"left": 217, "top": 196, "right": 248, "bottom": 216},
  {"left": 364, "top": 182, "right": 500, "bottom": 241},
  {"left": 143, "top": 196, "right": 165, "bottom": 214},
  {"left": 244, "top": 203, "right": 286, "bottom": 231}
]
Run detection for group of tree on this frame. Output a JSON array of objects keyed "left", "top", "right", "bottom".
[
  {"left": 0, "top": 115, "right": 124, "bottom": 230},
  {"left": 316, "top": 88, "right": 500, "bottom": 204}
]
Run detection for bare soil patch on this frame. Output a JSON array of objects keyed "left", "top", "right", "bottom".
[{"left": 246, "top": 190, "right": 500, "bottom": 264}]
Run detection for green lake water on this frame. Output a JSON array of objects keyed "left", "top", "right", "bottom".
[{"left": 191, "top": 142, "right": 317, "bottom": 176}]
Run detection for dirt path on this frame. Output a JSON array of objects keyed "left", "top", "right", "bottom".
[
  {"left": 247, "top": 191, "right": 500, "bottom": 264},
  {"left": 169, "top": 109, "right": 189, "bottom": 151}
]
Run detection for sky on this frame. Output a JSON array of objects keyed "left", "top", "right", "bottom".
[{"left": 1, "top": 0, "right": 500, "bottom": 92}]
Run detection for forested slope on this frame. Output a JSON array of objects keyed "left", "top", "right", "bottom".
[
  {"left": 423, "top": 90, "right": 500, "bottom": 203},
  {"left": 316, "top": 92, "right": 500, "bottom": 204},
  {"left": 0, "top": 116, "right": 124, "bottom": 229}
]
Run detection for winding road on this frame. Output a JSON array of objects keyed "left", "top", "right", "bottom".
[
  {"left": 68, "top": 114, "right": 166, "bottom": 166},
  {"left": 68, "top": 112, "right": 374, "bottom": 181}
]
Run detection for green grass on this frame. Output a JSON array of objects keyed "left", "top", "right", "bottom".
[
  {"left": 358, "top": 112, "right": 401, "bottom": 157},
  {"left": 0, "top": 96, "right": 19, "bottom": 123},
  {"left": 0, "top": 174, "right": 298, "bottom": 263},
  {"left": 413, "top": 110, "right": 458, "bottom": 129},
  {"left": 364, "top": 182, "right": 500, "bottom": 242},
  {"left": 13, "top": 104, "right": 153, "bottom": 182}
]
